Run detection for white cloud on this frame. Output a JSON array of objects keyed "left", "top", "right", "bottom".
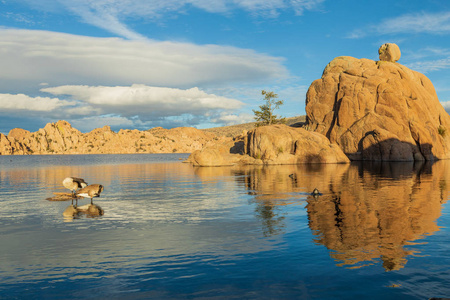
[
  {"left": 377, "top": 11, "right": 450, "bottom": 35},
  {"left": 441, "top": 101, "right": 450, "bottom": 113},
  {"left": 17, "top": 0, "right": 324, "bottom": 39},
  {"left": 0, "top": 84, "right": 249, "bottom": 131},
  {"left": 70, "top": 115, "right": 135, "bottom": 132},
  {"left": 37, "top": 0, "right": 323, "bottom": 35},
  {"left": 41, "top": 84, "right": 244, "bottom": 118},
  {"left": 0, "top": 29, "right": 288, "bottom": 92},
  {"left": 0, "top": 93, "right": 74, "bottom": 111},
  {"left": 211, "top": 112, "right": 254, "bottom": 125},
  {"left": 348, "top": 11, "right": 450, "bottom": 38},
  {"left": 406, "top": 57, "right": 450, "bottom": 73}
]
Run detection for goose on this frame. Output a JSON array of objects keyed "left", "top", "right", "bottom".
[
  {"left": 76, "top": 184, "right": 104, "bottom": 204},
  {"left": 62, "top": 177, "right": 88, "bottom": 197}
]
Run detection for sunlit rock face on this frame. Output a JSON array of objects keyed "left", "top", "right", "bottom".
[
  {"left": 187, "top": 124, "right": 350, "bottom": 166},
  {"left": 1, "top": 120, "right": 224, "bottom": 155},
  {"left": 244, "top": 124, "right": 350, "bottom": 164},
  {"left": 306, "top": 44, "right": 450, "bottom": 161},
  {"left": 378, "top": 43, "right": 401, "bottom": 62}
]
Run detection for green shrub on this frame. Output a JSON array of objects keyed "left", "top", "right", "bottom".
[{"left": 438, "top": 125, "right": 446, "bottom": 137}]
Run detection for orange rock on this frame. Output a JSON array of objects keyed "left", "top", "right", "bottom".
[
  {"left": 187, "top": 124, "right": 350, "bottom": 166},
  {"left": 245, "top": 124, "right": 349, "bottom": 164},
  {"left": 306, "top": 49, "right": 450, "bottom": 161},
  {"left": 378, "top": 43, "right": 401, "bottom": 62},
  {"left": 1, "top": 120, "right": 226, "bottom": 155}
]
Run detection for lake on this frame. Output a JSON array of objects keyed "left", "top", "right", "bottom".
[{"left": 1, "top": 154, "right": 450, "bottom": 299}]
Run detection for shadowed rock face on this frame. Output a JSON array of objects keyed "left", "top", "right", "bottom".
[{"left": 306, "top": 51, "right": 450, "bottom": 161}]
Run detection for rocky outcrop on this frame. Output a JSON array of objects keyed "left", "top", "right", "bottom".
[
  {"left": 188, "top": 44, "right": 449, "bottom": 165},
  {"left": 378, "top": 43, "right": 401, "bottom": 62},
  {"left": 306, "top": 45, "right": 450, "bottom": 161},
  {"left": 244, "top": 124, "right": 349, "bottom": 164},
  {"left": 186, "top": 124, "right": 350, "bottom": 166},
  {"left": 0, "top": 120, "right": 226, "bottom": 155}
]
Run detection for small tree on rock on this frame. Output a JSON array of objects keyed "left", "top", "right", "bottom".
[{"left": 253, "top": 90, "right": 286, "bottom": 126}]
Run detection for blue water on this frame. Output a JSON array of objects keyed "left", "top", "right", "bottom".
[{"left": 1, "top": 154, "right": 450, "bottom": 299}]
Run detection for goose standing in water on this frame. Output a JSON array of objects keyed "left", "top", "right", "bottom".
[
  {"left": 62, "top": 177, "right": 88, "bottom": 197},
  {"left": 76, "top": 184, "right": 104, "bottom": 204}
]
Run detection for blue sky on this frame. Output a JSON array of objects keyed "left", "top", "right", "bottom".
[{"left": 1, "top": 0, "right": 450, "bottom": 133}]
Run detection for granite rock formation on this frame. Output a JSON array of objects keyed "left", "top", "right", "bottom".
[
  {"left": 0, "top": 120, "right": 225, "bottom": 155},
  {"left": 378, "top": 43, "right": 401, "bottom": 62},
  {"left": 306, "top": 44, "right": 450, "bottom": 161},
  {"left": 186, "top": 124, "right": 350, "bottom": 166}
]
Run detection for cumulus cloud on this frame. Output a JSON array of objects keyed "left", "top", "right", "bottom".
[
  {"left": 210, "top": 112, "right": 254, "bottom": 125},
  {"left": 0, "top": 93, "right": 74, "bottom": 111},
  {"left": 41, "top": 84, "right": 244, "bottom": 118},
  {"left": 0, "top": 29, "right": 288, "bottom": 93},
  {"left": 70, "top": 115, "right": 135, "bottom": 132},
  {"left": 0, "top": 84, "right": 247, "bottom": 132}
]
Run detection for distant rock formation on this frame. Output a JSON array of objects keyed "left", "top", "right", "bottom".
[
  {"left": 306, "top": 43, "right": 450, "bottom": 161},
  {"left": 0, "top": 120, "right": 226, "bottom": 155}
]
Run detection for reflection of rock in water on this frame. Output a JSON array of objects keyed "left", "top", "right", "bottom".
[
  {"left": 237, "top": 166, "right": 298, "bottom": 237},
  {"left": 63, "top": 203, "right": 104, "bottom": 220},
  {"left": 306, "top": 161, "right": 449, "bottom": 271},
  {"left": 194, "top": 161, "right": 449, "bottom": 268}
]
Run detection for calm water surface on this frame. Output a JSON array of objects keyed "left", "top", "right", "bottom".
[{"left": 1, "top": 154, "right": 450, "bottom": 299}]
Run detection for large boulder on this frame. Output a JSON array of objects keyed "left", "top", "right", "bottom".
[
  {"left": 378, "top": 43, "right": 401, "bottom": 62},
  {"left": 306, "top": 47, "right": 450, "bottom": 161},
  {"left": 245, "top": 124, "right": 349, "bottom": 164},
  {"left": 187, "top": 124, "right": 350, "bottom": 166}
]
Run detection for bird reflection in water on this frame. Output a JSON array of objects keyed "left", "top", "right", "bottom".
[{"left": 63, "top": 203, "right": 104, "bottom": 221}]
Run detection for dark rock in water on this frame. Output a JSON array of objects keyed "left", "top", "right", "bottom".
[
  {"left": 311, "top": 188, "right": 320, "bottom": 196},
  {"left": 46, "top": 192, "right": 76, "bottom": 201}
]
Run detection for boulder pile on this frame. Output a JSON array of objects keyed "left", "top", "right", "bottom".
[
  {"left": 187, "top": 43, "right": 449, "bottom": 165},
  {"left": 306, "top": 43, "right": 450, "bottom": 161}
]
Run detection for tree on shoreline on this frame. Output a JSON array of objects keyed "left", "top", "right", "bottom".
[{"left": 253, "top": 90, "right": 286, "bottom": 126}]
